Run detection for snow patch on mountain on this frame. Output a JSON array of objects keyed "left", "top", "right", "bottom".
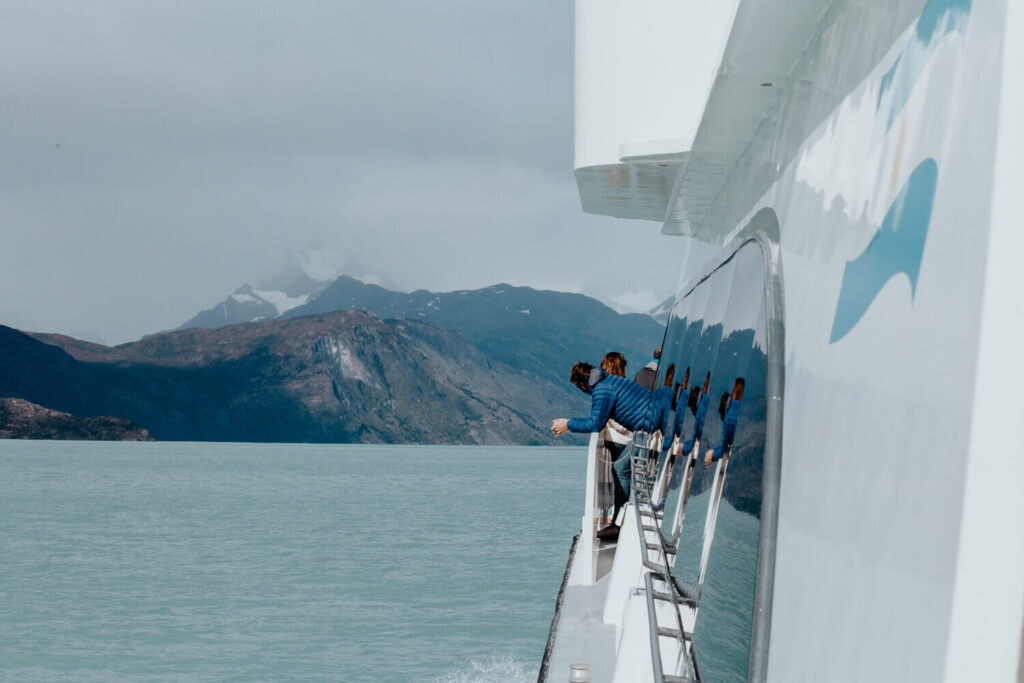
[
  {"left": 314, "top": 335, "right": 375, "bottom": 386},
  {"left": 607, "top": 289, "right": 661, "bottom": 314},
  {"left": 647, "top": 296, "right": 675, "bottom": 325},
  {"left": 602, "top": 290, "right": 675, "bottom": 324},
  {"left": 252, "top": 289, "right": 308, "bottom": 315}
]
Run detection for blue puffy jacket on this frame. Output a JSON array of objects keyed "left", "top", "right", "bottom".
[
  {"left": 707, "top": 399, "right": 742, "bottom": 462},
  {"left": 682, "top": 393, "right": 709, "bottom": 455},
  {"left": 567, "top": 369, "right": 654, "bottom": 434},
  {"left": 648, "top": 385, "right": 674, "bottom": 436}
]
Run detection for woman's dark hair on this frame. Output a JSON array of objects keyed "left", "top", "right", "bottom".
[
  {"left": 732, "top": 377, "right": 746, "bottom": 401},
  {"left": 687, "top": 385, "right": 701, "bottom": 415},
  {"left": 570, "top": 362, "right": 594, "bottom": 393},
  {"left": 601, "top": 352, "right": 626, "bottom": 377},
  {"left": 718, "top": 391, "right": 730, "bottom": 420}
]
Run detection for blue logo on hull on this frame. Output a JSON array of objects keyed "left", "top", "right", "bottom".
[
  {"left": 829, "top": 159, "right": 938, "bottom": 343},
  {"left": 877, "top": 0, "right": 972, "bottom": 135}
]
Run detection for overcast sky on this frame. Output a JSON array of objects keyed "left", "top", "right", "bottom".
[{"left": 0, "top": 1, "right": 685, "bottom": 345}]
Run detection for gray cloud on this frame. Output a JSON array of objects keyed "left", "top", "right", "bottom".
[{"left": 0, "top": 1, "right": 682, "bottom": 344}]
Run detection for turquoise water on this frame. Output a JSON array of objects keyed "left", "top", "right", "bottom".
[{"left": 0, "top": 441, "right": 586, "bottom": 682}]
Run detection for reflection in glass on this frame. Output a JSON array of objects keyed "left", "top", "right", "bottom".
[{"left": 653, "top": 241, "right": 768, "bottom": 683}]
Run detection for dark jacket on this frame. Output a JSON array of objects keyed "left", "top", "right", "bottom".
[
  {"left": 567, "top": 369, "right": 654, "bottom": 434},
  {"left": 633, "top": 365, "right": 657, "bottom": 391}
]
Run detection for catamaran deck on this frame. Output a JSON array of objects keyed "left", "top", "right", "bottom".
[{"left": 543, "top": 538, "right": 618, "bottom": 682}]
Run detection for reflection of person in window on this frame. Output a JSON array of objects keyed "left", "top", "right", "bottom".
[
  {"left": 649, "top": 364, "right": 676, "bottom": 441},
  {"left": 682, "top": 372, "right": 711, "bottom": 456},
  {"left": 666, "top": 367, "right": 690, "bottom": 449},
  {"left": 675, "top": 367, "right": 691, "bottom": 419},
  {"left": 705, "top": 377, "right": 744, "bottom": 466},
  {"left": 551, "top": 362, "right": 655, "bottom": 535}
]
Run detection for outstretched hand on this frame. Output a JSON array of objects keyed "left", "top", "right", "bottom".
[
  {"left": 551, "top": 418, "right": 569, "bottom": 437},
  {"left": 704, "top": 448, "right": 714, "bottom": 467}
]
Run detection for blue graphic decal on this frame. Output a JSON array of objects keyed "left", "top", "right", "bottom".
[
  {"left": 876, "top": 0, "right": 971, "bottom": 135},
  {"left": 829, "top": 159, "right": 938, "bottom": 344}
]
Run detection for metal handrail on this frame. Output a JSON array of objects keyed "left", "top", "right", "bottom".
[
  {"left": 637, "top": 442, "right": 700, "bottom": 560},
  {"left": 643, "top": 572, "right": 702, "bottom": 683},
  {"left": 635, "top": 460, "right": 699, "bottom": 681},
  {"left": 634, "top": 442, "right": 735, "bottom": 681}
]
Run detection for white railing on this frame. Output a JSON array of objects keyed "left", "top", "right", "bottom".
[{"left": 631, "top": 439, "right": 734, "bottom": 681}]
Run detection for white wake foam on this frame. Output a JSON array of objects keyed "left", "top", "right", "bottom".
[{"left": 433, "top": 655, "right": 535, "bottom": 683}]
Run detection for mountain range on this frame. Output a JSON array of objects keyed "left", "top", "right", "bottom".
[
  {"left": 178, "top": 248, "right": 666, "bottom": 386},
  {"left": 281, "top": 277, "right": 664, "bottom": 386},
  {"left": 177, "top": 249, "right": 401, "bottom": 330},
  {"left": 178, "top": 247, "right": 669, "bottom": 338},
  {"left": 1, "top": 274, "right": 666, "bottom": 443},
  {"left": 4, "top": 311, "right": 579, "bottom": 444}
]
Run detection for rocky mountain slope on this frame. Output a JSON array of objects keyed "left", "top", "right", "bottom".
[{"left": 0, "top": 398, "right": 152, "bottom": 440}]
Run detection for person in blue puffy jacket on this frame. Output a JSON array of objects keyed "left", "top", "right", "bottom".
[
  {"left": 551, "top": 362, "right": 656, "bottom": 437},
  {"left": 551, "top": 362, "right": 656, "bottom": 538}
]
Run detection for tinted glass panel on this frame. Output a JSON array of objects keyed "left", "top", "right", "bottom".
[{"left": 658, "top": 241, "right": 768, "bottom": 682}]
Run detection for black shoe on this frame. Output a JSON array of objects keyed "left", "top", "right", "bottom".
[{"left": 596, "top": 524, "right": 620, "bottom": 541}]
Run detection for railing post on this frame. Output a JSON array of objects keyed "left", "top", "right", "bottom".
[{"left": 577, "top": 432, "right": 600, "bottom": 585}]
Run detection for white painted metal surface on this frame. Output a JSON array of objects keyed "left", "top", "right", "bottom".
[
  {"left": 600, "top": 505, "right": 640, "bottom": 634},
  {"left": 749, "top": 3, "right": 1010, "bottom": 679},
  {"left": 943, "top": 2, "right": 1024, "bottom": 679},
  {"left": 574, "top": 433, "right": 600, "bottom": 587}
]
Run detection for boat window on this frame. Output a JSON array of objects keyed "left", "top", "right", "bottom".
[
  {"left": 657, "top": 239, "right": 769, "bottom": 682},
  {"left": 647, "top": 312, "right": 687, "bottom": 506},
  {"left": 651, "top": 281, "right": 712, "bottom": 541}
]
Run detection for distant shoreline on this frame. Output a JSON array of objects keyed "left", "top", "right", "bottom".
[{"left": 0, "top": 398, "right": 153, "bottom": 441}]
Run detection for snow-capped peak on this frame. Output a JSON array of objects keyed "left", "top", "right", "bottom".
[{"left": 604, "top": 290, "right": 675, "bottom": 324}]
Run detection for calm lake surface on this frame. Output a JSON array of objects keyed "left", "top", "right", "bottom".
[{"left": 0, "top": 441, "right": 586, "bottom": 682}]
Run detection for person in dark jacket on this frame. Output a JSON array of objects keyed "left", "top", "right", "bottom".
[
  {"left": 552, "top": 362, "right": 656, "bottom": 538},
  {"left": 633, "top": 345, "right": 662, "bottom": 391}
]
